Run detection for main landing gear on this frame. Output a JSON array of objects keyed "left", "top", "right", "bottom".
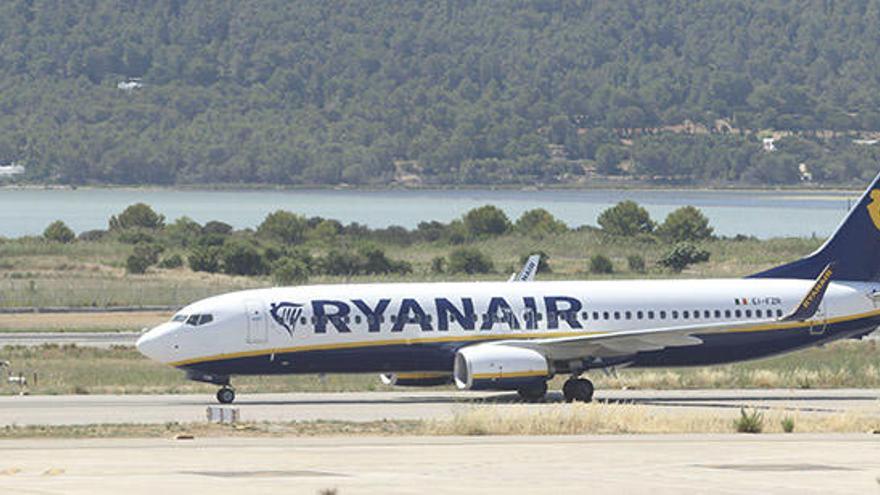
[
  {"left": 562, "top": 377, "right": 594, "bottom": 403},
  {"left": 216, "top": 386, "right": 236, "bottom": 404},
  {"left": 516, "top": 381, "right": 548, "bottom": 402}
]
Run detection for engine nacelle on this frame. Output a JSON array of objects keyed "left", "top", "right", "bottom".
[
  {"left": 380, "top": 372, "right": 452, "bottom": 387},
  {"left": 454, "top": 344, "right": 550, "bottom": 391}
]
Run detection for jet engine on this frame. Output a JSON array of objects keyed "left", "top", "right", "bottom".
[
  {"left": 379, "top": 372, "right": 452, "bottom": 387},
  {"left": 453, "top": 344, "right": 551, "bottom": 391}
]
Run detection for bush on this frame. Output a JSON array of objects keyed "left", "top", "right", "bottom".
[
  {"left": 360, "top": 246, "right": 412, "bottom": 275},
  {"left": 462, "top": 205, "right": 512, "bottom": 238},
  {"left": 257, "top": 210, "right": 307, "bottom": 244},
  {"left": 272, "top": 257, "right": 310, "bottom": 285},
  {"left": 188, "top": 246, "right": 221, "bottom": 273},
  {"left": 125, "top": 254, "right": 151, "bottom": 274},
  {"left": 658, "top": 242, "right": 710, "bottom": 272},
  {"left": 117, "top": 230, "right": 156, "bottom": 244},
  {"left": 133, "top": 243, "right": 164, "bottom": 265},
  {"left": 780, "top": 416, "right": 795, "bottom": 433},
  {"left": 734, "top": 408, "right": 764, "bottom": 433},
  {"left": 430, "top": 256, "right": 446, "bottom": 274},
  {"left": 320, "top": 250, "right": 365, "bottom": 276},
  {"left": 514, "top": 208, "right": 568, "bottom": 238},
  {"left": 77, "top": 229, "right": 107, "bottom": 242},
  {"left": 589, "top": 254, "right": 614, "bottom": 274},
  {"left": 220, "top": 239, "right": 265, "bottom": 276},
  {"left": 597, "top": 201, "right": 654, "bottom": 236},
  {"left": 109, "top": 203, "right": 165, "bottom": 230},
  {"left": 656, "top": 206, "right": 714, "bottom": 242},
  {"left": 158, "top": 254, "right": 184, "bottom": 269},
  {"left": 627, "top": 254, "right": 646, "bottom": 273},
  {"left": 164, "top": 217, "right": 202, "bottom": 247},
  {"left": 43, "top": 220, "right": 75, "bottom": 243},
  {"left": 448, "top": 248, "right": 494, "bottom": 274}
]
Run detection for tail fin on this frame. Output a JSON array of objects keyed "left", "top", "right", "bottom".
[{"left": 749, "top": 171, "right": 880, "bottom": 282}]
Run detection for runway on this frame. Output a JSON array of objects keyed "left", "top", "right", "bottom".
[
  {"left": 1, "top": 389, "right": 878, "bottom": 426},
  {"left": 0, "top": 331, "right": 140, "bottom": 347},
  {"left": 0, "top": 434, "right": 878, "bottom": 494}
]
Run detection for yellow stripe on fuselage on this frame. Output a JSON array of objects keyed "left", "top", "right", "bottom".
[{"left": 169, "top": 308, "right": 880, "bottom": 368}]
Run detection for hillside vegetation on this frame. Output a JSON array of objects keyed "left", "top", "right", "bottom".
[{"left": 3, "top": 1, "right": 880, "bottom": 185}]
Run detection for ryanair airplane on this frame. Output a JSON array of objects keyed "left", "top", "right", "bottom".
[{"left": 137, "top": 174, "right": 880, "bottom": 404}]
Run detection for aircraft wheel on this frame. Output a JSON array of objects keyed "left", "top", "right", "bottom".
[
  {"left": 563, "top": 378, "right": 594, "bottom": 403},
  {"left": 216, "top": 386, "right": 236, "bottom": 404},
  {"left": 516, "top": 381, "right": 548, "bottom": 402}
]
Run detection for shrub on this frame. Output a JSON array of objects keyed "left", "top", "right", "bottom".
[
  {"left": 656, "top": 206, "right": 714, "bottom": 242},
  {"left": 164, "top": 217, "right": 202, "bottom": 247},
  {"left": 220, "top": 239, "right": 265, "bottom": 276},
  {"left": 416, "top": 221, "right": 448, "bottom": 242},
  {"left": 515, "top": 209, "right": 568, "bottom": 238},
  {"left": 125, "top": 254, "right": 151, "bottom": 274},
  {"left": 257, "top": 210, "right": 307, "bottom": 244},
  {"left": 658, "top": 242, "right": 710, "bottom": 272},
  {"left": 734, "top": 408, "right": 764, "bottom": 433},
  {"left": 627, "top": 254, "right": 646, "bottom": 273},
  {"left": 117, "top": 230, "right": 156, "bottom": 244},
  {"left": 781, "top": 416, "right": 795, "bottom": 433},
  {"left": 133, "top": 243, "right": 165, "bottom": 265},
  {"left": 188, "top": 246, "right": 221, "bottom": 273},
  {"left": 447, "top": 248, "right": 494, "bottom": 274},
  {"left": 158, "top": 254, "right": 184, "bottom": 269},
  {"left": 77, "top": 229, "right": 107, "bottom": 242},
  {"left": 589, "top": 254, "right": 614, "bottom": 274},
  {"left": 272, "top": 257, "right": 310, "bottom": 285},
  {"left": 462, "top": 205, "right": 512, "bottom": 238},
  {"left": 320, "top": 250, "right": 365, "bottom": 276},
  {"left": 109, "top": 203, "right": 165, "bottom": 230},
  {"left": 597, "top": 201, "right": 654, "bottom": 236},
  {"left": 430, "top": 256, "right": 446, "bottom": 274},
  {"left": 43, "top": 220, "right": 75, "bottom": 243},
  {"left": 360, "top": 246, "right": 411, "bottom": 275}
]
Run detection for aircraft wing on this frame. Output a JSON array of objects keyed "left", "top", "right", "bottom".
[
  {"left": 500, "top": 264, "right": 835, "bottom": 362},
  {"left": 500, "top": 319, "right": 767, "bottom": 361}
]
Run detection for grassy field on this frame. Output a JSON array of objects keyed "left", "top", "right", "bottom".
[
  {"left": 1, "top": 340, "right": 877, "bottom": 396},
  {"left": 0, "top": 311, "right": 170, "bottom": 332},
  {"left": 0, "top": 232, "right": 822, "bottom": 308}
]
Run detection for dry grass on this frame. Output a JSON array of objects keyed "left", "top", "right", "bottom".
[
  {"left": 429, "top": 403, "right": 880, "bottom": 435},
  {"left": 0, "top": 311, "right": 171, "bottom": 332}
]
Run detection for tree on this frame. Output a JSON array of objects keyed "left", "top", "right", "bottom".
[
  {"left": 272, "top": 257, "right": 310, "bottom": 285},
  {"left": 43, "top": 220, "right": 75, "bottom": 243},
  {"left": 188, "top": 246, "right": 221, "bottom": 273},
  {"left": 257, "top": 210, "right": 308, "bottom": 244},
  {"left": 656, "top": 206, "right": 714, "bottom": 242},
  {"left": 125, "top": 254, "right": 151, "bottom": 274},
  {"left": 597, "top": 201, "right": 655, "bottom": 236},
  {"left": 658, "top": 242, "right": 710, "bottom": 272},
  {"left": 463, "top": 205, "right": 512, "bottom": 238},
  {"left": 165, "top": 217, "right": 202, "bottom": 247},
  {"left": 515, "top": 209, "right": 568, "bottom": 238},
  {"left": 109, "top": 203, "right": 165, "bottom": 230},
  {"left": 220, "top": 239, "right": 265, "bottom": 276},
  {"left": 447, "top": 248, "right": 494, "bottom": 274}
]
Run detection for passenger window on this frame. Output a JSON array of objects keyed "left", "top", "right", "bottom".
[
  {"left": 625, "top": 311, "right": 631, "bottom": 320},
  {"left": 613, "top": 311, "right": 620, "bottom": 320},
  {"left": 735, "top": 309, "right": 742, "bottom": 318},
  {"left": 537, "top": 313, "right": 543, "bottom": 321},
  {"left": 593, "top": 311, "right": 599, "bottom": 320},
  {"left": 637, "top": 311, "right": 643, "bottom": 319},
  {"left": 755, "top": 309, "right": 762, "bottom": 318},
  {"left": 311, "top": 316, "right": 317, "bottom": 324},
  {"left": 660, "top": 311, "right": 666, "bottom": 319},
  {"left": 682, "top": 311, "right": 689, "bottom": 319},
  {"left": 300, "top": 316, "right": 307, "bottom": 325},
  {"left": 714, "top": 310, "right": 721, "bottom": 318},
  {"left": 581, "top": 311, "right": 589, "bottom": 320},
  {"left": 672, "top": 311, "right": 679, "bottom": 319},
  {"left": 725, "top": 310, "right": 731, "bottom": 318},
  {"left": 355, "top": 315, "right": 362, "bottom": 324},
  {"left": 703, "top": 310, "right": 710, "bottom": 318},
  {"left": 647, "top": 311, "right": 654, "bottom": 319},
  {"left": 390, "top": 315, "right": 397, "bottom": 323},
  {"left": 776, "top": 309, "right": 783, "bottom": 317},
  {"left": 603, "top": 311, "right": 609, "bottom": 320},
  {"left": 745, "top": 310, "right": 752, "bottom": 318}
]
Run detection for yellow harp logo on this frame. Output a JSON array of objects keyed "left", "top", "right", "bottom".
[{"left": 868, "top": 190, "right": 880, "bottom": 231}]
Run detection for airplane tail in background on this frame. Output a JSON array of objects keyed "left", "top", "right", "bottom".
[{"left": 750, "top": 171, "right": 880, "bottom": 282}]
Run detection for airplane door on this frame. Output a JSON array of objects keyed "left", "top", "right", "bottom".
[
  {"left": 245, "top": 300, "right": 268, "bottom": 344},
  {"left": 809, "top": 301, "right": 827, "bottom": 335}
]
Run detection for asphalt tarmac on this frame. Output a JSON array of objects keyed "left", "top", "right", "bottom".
[
  {"left": 0, "top": 389, "right": 878, "bottom": 426},
  {"left": 0, "top": 434, "right": 878, "bottom": 494}
]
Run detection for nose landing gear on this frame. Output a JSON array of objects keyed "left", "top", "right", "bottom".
[
  {"left": 216, "top": 386, "right": 236, "bottom": 404},
  {"left": 562, "top": 377, "right": 594, "bottom": 403}
]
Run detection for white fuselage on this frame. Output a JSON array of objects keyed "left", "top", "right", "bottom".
[{"left": 136, "top": 278, "right": 880, "bottom": 373}]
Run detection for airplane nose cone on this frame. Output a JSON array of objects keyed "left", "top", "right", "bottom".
[
  {"left": 136, "top": 330, "right": 160, "bottom": 361},
  {"left": 136, "top": 324, "right": 175, "bottom": 363}
]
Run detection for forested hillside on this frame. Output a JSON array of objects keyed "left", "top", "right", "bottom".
[{"left": 3, "top": 1, "right": 880, "bottom": 186}]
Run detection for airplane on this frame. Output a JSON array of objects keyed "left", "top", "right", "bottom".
[{"left": 136, "top": 173, "right": 880, "bottom": 404}]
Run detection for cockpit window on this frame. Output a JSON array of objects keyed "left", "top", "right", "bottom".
[
  {"left": 184, "top": 314, "right": 214, "bottom": 326},
  {"left": 172, "top": 314, "right": 187, "bottom": 322}
]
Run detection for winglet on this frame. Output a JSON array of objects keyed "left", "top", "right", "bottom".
[
  {"left": 511, "top": 254, "right": 541, "bottom": 282},
  {"left": 781, "top": 262, "right": 836, "bottom": 321}
]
